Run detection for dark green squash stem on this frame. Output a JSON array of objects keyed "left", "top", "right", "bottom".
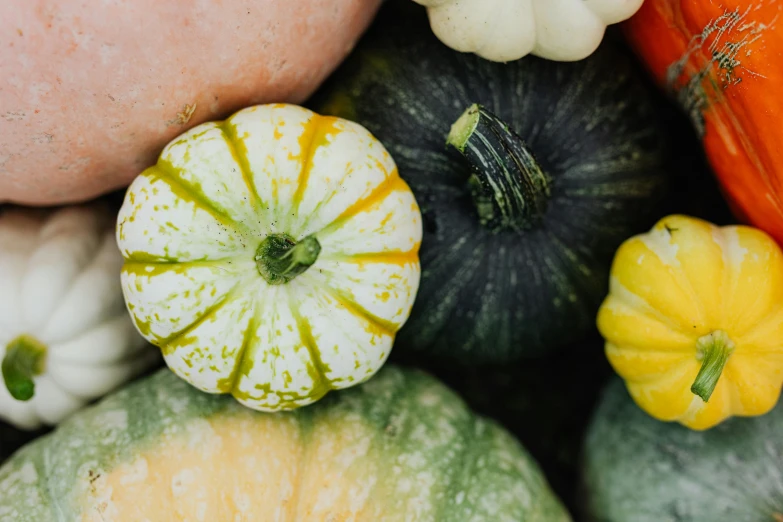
[
  {"left": 691, "top": 330, "right": 735, "bottom": 402},
  {"left": 447, "top": 104, "right": 551, "bottom": 232},
  {"left": 2, "top": 335, "right": 47, "bottom": 401},
  {"left": 256, "top": 233, "right": 321, "bottom": 285}
]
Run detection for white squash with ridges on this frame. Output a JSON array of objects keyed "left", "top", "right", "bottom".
[
  {"left": 0, "top": 204, "right": 157, "bottom": 430},
  {"left": 413, "top": 0, "right": 645, "bottom": 62},
  {"left": 117, "top": 103, "right": 423, "bottom": 412}
]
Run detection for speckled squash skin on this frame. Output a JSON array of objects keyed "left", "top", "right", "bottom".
[
  {"left": 0, "top": 365, "right": 572, "bottom": 521},
  {"left": 117, "top": 104, "right": 422, "bottom": 412},
  {"left": 0, "top": 0, "right": 382, "bottom": 205},
  {"left": 311, "top": 0, "right": 669, "bottom": 362},
  {"left": 582, "top": 378, "right": 783, "bottom": 522}
]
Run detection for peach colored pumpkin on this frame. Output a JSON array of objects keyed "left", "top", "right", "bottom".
[{"left": 0, "top": 0, "right": 382, "bottom": 205}]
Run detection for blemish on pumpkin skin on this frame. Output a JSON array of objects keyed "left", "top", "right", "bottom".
[
  {"left": 666, "top": 6, "right": 777, "bottom": 137},
  {"left": 167, "top": 103, "right": 198, "bottom": 126}
]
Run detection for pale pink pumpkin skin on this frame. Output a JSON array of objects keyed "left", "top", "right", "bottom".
[{"left": 0, "top": 0, "right": 382, "bottom": 205}]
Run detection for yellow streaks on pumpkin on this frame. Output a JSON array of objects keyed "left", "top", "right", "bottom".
[
  {"left": 220, "top": 122, "right": 262, "bottom": 212},
  {"left": 291, "top": 116, "right": 345, "bottom": 210},
  {"left": 321, "top": 172, "right": 409, "bottom": 234},
  {"left": 332, "top": 249, "right": 420, "bottom": 269}
]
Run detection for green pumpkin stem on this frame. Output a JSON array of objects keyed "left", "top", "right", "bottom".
[
  {"left": 691, "top": 330, "right": 735, "bottom": 402},
  {"left": 2, "top": 335, "right": 47, "bottom": 401},
  {"left": 255, "top": 233, "right": 321, "bottom": 285},
  {"left": 447, "top": 104, "right": 551, "bottom": 232}
]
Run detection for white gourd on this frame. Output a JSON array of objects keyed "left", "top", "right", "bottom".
[
  {"left": 0, "top": 203, "right": 157, "bottom": 430},
  {"left": 413, "top": 0, "right": 645, "bottom": 62}
]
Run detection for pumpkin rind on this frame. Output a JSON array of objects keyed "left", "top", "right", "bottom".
[
  {"left": 597, "top": 214, "right": 783, "bottom": 430},
  {"left": 623, "top": 1, "right": 783, "bottom": 246},
  {"left": 0, "top": 204, "right": 157, "bottom": 430},
  {"left": 0, "top": 365, "right": 572, "bottom": 521},
  {"left": 117, "top": 104, "right": 423, "bottom": 411},
  {"left": 0, "top": 0, "right": 384, "bottom": 206},
  {"left": 310, "top": 1, "right": 669, "bottom": 362},
  {"left": 582, "top": 378, "right": 783, "bottom": 521}
]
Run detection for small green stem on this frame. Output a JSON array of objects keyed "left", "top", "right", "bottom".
[
  {"left": 447, "top": 103, "right": 551, "bottom": 232},
  {"left": 255, "top": 233, "right": 321, "bottom": 285},
  {"left": 2, "top": 335, "right": 47, "bottom": 401},
  {"left": 691, "top": 330, "right": 735, "bottom": 402}
]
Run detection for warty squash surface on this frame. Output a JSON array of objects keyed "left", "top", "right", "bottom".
[
  {"left": 117, "top": 103, "right": 423, "bottom": 412},
  {"left": 0, "top": 365, "right": 572, "bottom": 521}
]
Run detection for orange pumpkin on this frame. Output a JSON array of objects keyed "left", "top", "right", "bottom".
[
  {"left": 0, "top": 0, "right": 381, "bottom": 206},
  {"left": 623, "top": 1, "right": 783, "bottom": 244}
]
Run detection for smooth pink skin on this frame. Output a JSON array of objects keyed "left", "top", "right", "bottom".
[{"left": 0, "top": 0, "right": 382, "bottom": 205}]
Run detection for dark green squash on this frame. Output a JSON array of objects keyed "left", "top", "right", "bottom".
[
  {"left": 310, "top": 0, "right": 669, "bottom": 362},
  {"left": 581, "top": 378, "right": 783, "bottom": 521}
]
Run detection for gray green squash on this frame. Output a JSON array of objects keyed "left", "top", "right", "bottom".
[
  {"left": 581, "top": 378, "right": 783, "bottom": 521},
  {"left": 0, "top": 365, "right": 571, "bottom": 521},
  {"left": 310, "top": 0, "right": 669, "bottom": 362}
]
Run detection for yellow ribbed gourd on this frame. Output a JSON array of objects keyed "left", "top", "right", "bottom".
[{"left": 597, "top": 215, "right": 783, "bottom": 430}]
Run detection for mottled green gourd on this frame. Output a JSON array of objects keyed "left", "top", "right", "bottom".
[
  {"left": 0, "top": 365, "right": 571, "bottom": 521},
  {"left": 310, "top": 0, "right": 669, "bottom": 362},
  {"left": 581, "top": 378, "right": 783, "bottom": 521}
]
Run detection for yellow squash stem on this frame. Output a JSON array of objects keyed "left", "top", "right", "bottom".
[
  {"left": 2, "top": 335, "right": 47, "bottom": 401},
  {"left": 691, "top": 330, "right": 735, "bottom": 402}
]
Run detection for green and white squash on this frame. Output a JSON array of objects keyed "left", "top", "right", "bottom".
[
  {"left": 0, "top": 365, "right": 572, "bottom": 521},
  {"left": 0, "top": 204, "right": 157, "bottom": 430},
  {"left": 117, "top": 103, "right": 422, "bottom": 411},
  {"left": 582, "top": 378, "right": 783, "bottom": 521},
  {"left": 311, "top": 1, "right": 669, "bottom": 362}
]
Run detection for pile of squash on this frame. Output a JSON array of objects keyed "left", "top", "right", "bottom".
[{"left": 2, "top": 0, "right": 782, "bottom": 520}]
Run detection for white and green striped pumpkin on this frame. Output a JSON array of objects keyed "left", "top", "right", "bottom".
[
  {"left": 0, "top": 365, "right": 571, "bottom": 521},
  {"left": 117, "top": 104, "right": 422, "bottom": 411}
]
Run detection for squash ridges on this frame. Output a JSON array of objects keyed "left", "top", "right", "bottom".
[
  {"left": 150, "top": 162, "right": 251, "bottom": 236},
  {"left": 218, "top": 122, "right": 265, "bottom": 217},
  {"left": 317, "top": 171, "right": 406, "bottom": 238},
  {"left": 290, "top": 302, "right": 333, "bottom": 398},
  {"left": 157, "top": 286, "right": 241, "bottom": 354},
  {"left": 325, "top": 287, "right": 398, "bottom": 337},
  {"left": 323, "top": 249, "right": 420, "bottom": 266},
  {"left": 225, "top": 299, "right": 260, "bottom": 396}
]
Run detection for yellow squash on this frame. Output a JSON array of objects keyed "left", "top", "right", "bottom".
[{"left": 597, "top": 215, "right": 783, "bottom": 430}]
